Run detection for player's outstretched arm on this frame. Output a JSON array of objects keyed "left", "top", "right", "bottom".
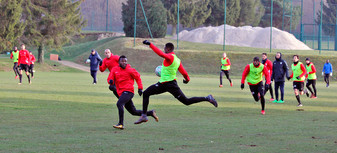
[
  {"left": 241, "top": 64, "right": 250, "bottom": 85},
  {"left": 178, "top": 63, "right": 190, "bottom": 84}
]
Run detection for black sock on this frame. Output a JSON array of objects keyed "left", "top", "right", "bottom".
[
  {"left": 19, "top": 74, "right": 22, "bottom": 83},
  {"left": 296, "top": 95, "right": 301, "bottom": 104},
  {"left": 27, "top": 75, "right": 30, "bottom": 83},
  {"left": 260, "top": 96, "right": 265, "bottom": 110}
]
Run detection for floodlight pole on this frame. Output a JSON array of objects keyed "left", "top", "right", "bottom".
[
  {"left": 139, "top": 0, "right": 153, "bottom": 41},
  {"left": 177, "top": 0, "right": 180, "bottom": 50},
  {"left": 134, "top": 0, "right": 137, "bottom": 47},
  {"left": 319, "top": 0, "right": 323, "bottom": 54},
  {"left": 300, "top": 0, "right": 303, "bottom": 41},
  {"left": 335, "top": 4, "right": 337, "bottom": 51},
  {"left": 223, "top": 0, "right": 226, "bottom": 51},
  {"left": 270, "top": 0, "right": 273, "bottom": 53},
  {"left": 106, "top": 0, "right": 109, "bottom": 32}
]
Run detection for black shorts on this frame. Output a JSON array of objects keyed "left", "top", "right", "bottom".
[
  {"left": 249, "top": 81, "right": 264, "bottom": 96},
  {"left": 19, "top": 64, "right": 29, "bottom": 72},
  {"left": 306, "top": 80, "right": 316, "bottom": 86},
  {"left": 293, "top": 81, "right": 304, "bottom": 91}
]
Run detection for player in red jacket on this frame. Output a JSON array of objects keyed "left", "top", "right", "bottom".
[
  {"left": 17, "top": 44, "right": 31, "bottom": 84},
  {"left": 99, "top": 49, "right": 120, "bottom": 98},
  {"left": 261, "top": 53, "right": 274, "bottom": 101},
  {"left": 107, "top": 55, "right": 158, "bottom": 129},
  {"left": 29, "top": 51, "right": 36, "bottom": 78}
]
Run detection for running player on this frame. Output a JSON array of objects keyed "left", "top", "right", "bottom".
[
  {"left": 305, "top": 58, "right": 317, "bottom": 98},
  {"left": 10, "top": 47, "right": 20, "bottom": 79},
  {"left": 219, "top": 52, "right": 232, "bottom": 87},
  {"left": 261, "top": 53, "right": 274, "bottom": 101},
  {"left": 290, "top": 55, "right": 307, "bottom": 107},
  {"left": 17, "top": 44, "right": 31, "bottom": 84},
  {"left": 108, "top": 55, "right": 158, "bottom": 129},
  {"left": 241, "top": 57, "right": 271, "bottom": 115},
  {"left": 134, "top": 40, "right": 218, "bottom": 124},
  {"left": 29, "top": 51, "right": 36, "bottom": 78},
  {"left": 99, "top": 49, "right": 120, "bottom": 98},
  {"left": 322, "top": 59, "right": 333, "bottom": 87}
]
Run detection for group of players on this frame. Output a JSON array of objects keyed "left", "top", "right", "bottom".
[
  {"left": 10, "top": 44, "right": 36, "bottom": 84},
  {"left": 220, "top": 51, "right": 333, "bottom": 115}
]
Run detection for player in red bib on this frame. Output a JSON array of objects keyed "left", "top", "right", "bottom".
[
  {"left": 261, "top": 53, "right": 274, "bottom": 101},
  {"left": 107, "top": 55, "right": 158, "bottom": 129},
  {"left": 99, "top": 49, "right": 120, "bottom": 98},
  {"left": 17, "top": 44, "right": 31, "bottom": 84},
  {"left": 29, "top": 51, "right": 36, "bottom": 78},
  {"left": 241, "top": 57, "right": 271, "bottom": 115}
]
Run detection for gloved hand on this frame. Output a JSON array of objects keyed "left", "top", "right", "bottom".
[
  {"left": 183, "top": 79, "right": 189, "bottom": 84},
  {"left": 109, "top": 79, "right": 114, "bottom": 85},
  {"left": 322, "top": 72, "right": 324, "bottom": 76},
  {"left": 138, "top": 89, "right": 143, "bottom": 96},
  {"left": 99, "top": 61, "right": 103, "bottom": 66},
  {"left": 296, "top": 76, "right": 300, "bottom": 80},
  {"left": 241, "top": 83, "right": 244, "bottom": 90},
  {"left": 330, "top": 73, "right": 333, "bottom": 76},
  {"left": 143, "top": 40, "right": 151, "bottom": 45},
  {"left": 265, "top": 84, "right": 270, "bottom": 90},
  {"left": 287, "top": 76, "right": 291, "bottom": 80}
]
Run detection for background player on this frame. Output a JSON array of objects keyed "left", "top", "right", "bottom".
[
  {"left": 134, "top": 40, "right": 218, "bottom": 124},
  {"left": 241, "top": 57, "right": 270, "bottom": 115},
  {"left": 107, "top": 55, "right": 158, "bottom": 129},
  {"left": 10, "top": 46, "right": 20, "bottom": 79},
  {"left": 271, "top": 52, "right": 290, "bottom": 103},
  {"left": 261, "top": 53, "right": 274, "bottom": 101},
  {"left": 29, "top": 51, "right": 36, "bottom": 78},
  {"left": 17, "top": 44, "right": 31, "bottom": 84},
  {"left": 305, "top": 58, "right": 317, "bottom": 98},
  {"left": 99, "top": 49, "right": 120, "bottom": 98},
  {"left": 86, "top": 49, "right": 102, "bottom": 84},
  {"left": 290, "top": 55, "right": 307, "bottom": 107},
  {"left": 322, "top": 59, "right": 333, "bottom": 87},
  {"left": 219, "top": 52, "right": 232, "bottom": 87}
]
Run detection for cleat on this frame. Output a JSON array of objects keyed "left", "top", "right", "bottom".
[
  {"left": 311, "top": 96, "right": 317, "bottom": 99},
  {"left": 297, "top": 104, "right": 303, "bottom": 107},
  {"left": 113, "top": 124, "right": 124, "bottom": 130},
  {"left": 277, "top": 100, "right": 284, "bottom": 103},
  {"left": 219, "top": 85, "right": 223, "bottom": 87},
  {"left": 18, "top": 83, "right": 22, "bottom": 85},
  {"left": 261, "top": 110, "right": 265, "bottom": 115},
  {"left": 270, "top": 98, "right": 275, "bottom": 101},
  {"left": 15, "top": 76, "right": 18, "bottom": 79},
  {"left": 151, "top": 110, "right": 159, "bottom": 122},
  {"left": 230, "top": 82, "right": 233, "bottom": 87},
  {"left": 134, "top": 114, "right": 148, "bottom": 124},
  {"left": 32, "top": 76, "right": 34, "bottom": 79},
  {"left": 272, "top": 99, "right": 278, "bottom": 103},
  {"left": 207, "top": 94, "right": 218, "bottom": 107}
]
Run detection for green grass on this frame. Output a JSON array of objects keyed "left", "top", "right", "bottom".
[{"left": 1, "top": 71, "right": 337, "bottom": 152}]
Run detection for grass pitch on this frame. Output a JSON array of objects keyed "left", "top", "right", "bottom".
[{"left": 1, "top": 71, "right": 336, "bottom": 152}]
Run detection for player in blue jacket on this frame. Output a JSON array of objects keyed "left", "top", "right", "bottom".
[{"left": 322, "top": 60, "right": 333, "bottom": 87}]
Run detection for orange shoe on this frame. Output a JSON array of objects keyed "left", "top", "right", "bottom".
[
  {"left": 261, "top": 110, "right": 265, "bottom": 115},
  {"left": 270, "top": 98, "right": 275, "bottom": 101},
  {"left": 15, "top": 76, "right": 18, "bottom": 79},
  {"left": 219, "top": 85, "right": 223, "bottom": 87}
]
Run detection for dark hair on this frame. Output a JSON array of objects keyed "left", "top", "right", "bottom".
[
  {"left": 165, "top": 43, "right": 174, "bottom": 52},
  {"left": 253, "top": 56, "right": 260, "bottom": 61},
  {"left": 293, "top": 55, "right": 299, "bottom": 59},
  {"left": 119, "top": 55, "right": 127, "bottom": 61},
  {"left": 305, "top": 57, "right": 310, "bottom": 61},
  {"left": 262, "top": 53, "right": 267, "bottom": 56}
]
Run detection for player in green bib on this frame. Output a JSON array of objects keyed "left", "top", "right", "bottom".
[
  {"left": 241, "top": 57, "right": 271, "bottom": 115},
  {"left": 305, "top": 58, "right": 317, "bottom": 98},
  {"left": 219, "top": 52, "right": 232, "bottom": 87},
  {"left": 10, "top": 47, "right": 20, "bottom": 79},
  {"left": 134, "top": 40, "right": 218, "bottom": 124},
  {"left": 290, "top": 55, "right": 307, "bottom": 107}
]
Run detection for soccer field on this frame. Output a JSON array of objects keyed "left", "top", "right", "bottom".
[{"left": 1, "top": 72, "right": 336, "bottom": 152}]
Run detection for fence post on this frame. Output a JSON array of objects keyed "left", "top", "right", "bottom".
[
  {"left": 106, "top": 0, "right": 109, "bottom": 32},
  {"left": 223, "top": 0, "right": 226, "bottom": 51},
  {"left": 134, "top": 0, "right": 137, "bottom": 47},
  {"left": 177, "top": 0, "right": 180, "bottom": 50},
  {"left": 300, "top": 0, "right": 303, "bottom": 41},
  {"left": 319, "top": 0, "right": 323, "bottom": 54},
  {"left": 270, "top": 0, "right": 273, "bottom": 53},
  {"left": 335, "top": 4, "right": 337, "bottom": 51}
]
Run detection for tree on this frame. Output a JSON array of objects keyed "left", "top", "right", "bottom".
[
  {"left": 316, "top": 0, "right": 337, "bottom": 36},
  {"left": 122, "top": 0, "right": 167, "bottom": 38},
  {"left": 204, "top": 0, "right": 241, "bottom": 26},
  {"left": 162, "top": 0, "right": 211, "bottom": 35},
  {"left": 0, "top": 0, "right": 25, "bottom": 51},
  {"left": 21, "top": 0, "right": 86, "bottom": 63},
  {"left": 237, "top": 0, "right": 264, "bottom": 26}
]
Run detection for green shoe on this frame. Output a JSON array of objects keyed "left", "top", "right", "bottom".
[
  {"left": 277, "top": 100, "right": 284, "bottom": 103},
  {"left": 272, "top": 99, "right": 278, "bottom": 103}
]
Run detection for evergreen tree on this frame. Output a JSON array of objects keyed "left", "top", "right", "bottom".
[
  {"left": 204, "top": 0, "right": 241, "bottom": 26},
  {"left": 21, "top": 0, "right": 86, "bottom": 63},
  {"left": 237, "top": 0, "right": 264, "bottom": 26},
  {"left": 122, "top": 0, "right": 167, "bottom": 38},
  {"left": 0, "top": 0, "right": 25, "bottom": 51},
  {"left": 316, "top": 0, "right": 337, "bottom": 36}
]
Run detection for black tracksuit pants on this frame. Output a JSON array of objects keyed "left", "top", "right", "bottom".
[
  {"left": 13, "top": 62, "right": 19, "bottom": 76},
  {"left": 220, "top": 70, "right": 232, "bottom": 85},
  {"left": 249, "top": 82, "right": 265, "bottom": 110},
  {"left": 90, "top": 70, "right": 97, "bottom": 83},
  {"left": 274, "top": 81, "right": 285, "bottom": 101},
  {"left": 306, "top": 80, "right": 317, "bottom": 96}
]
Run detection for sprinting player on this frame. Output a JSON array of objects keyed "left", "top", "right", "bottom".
[
  {"left": 18, "top": 44, "right": 31, "bottom": 84},
  {"left": 134, "top": 40, "right": 218, "bottom": 124},
  {"left": 28, "top": 51, "right": 36, "bottom": 78},
  {"left": 290, "top": 55, "right": 307, "bottom": 107},
  {"left": 322, "top": 59, "right": 333, "bottom": 87},
  {"left": 261, "top": 53, "right": 274, "bottom": 101},
  {"left": 87, "top": 49, "right": 102, "bottom": 84},
  {"left": 107, "top": 55, "right": 158, "bottom": 129},
  {"left": 219, "top": 52, "right": 232, "bottom": 87},
  {"left": 99, "top": 49, "right": 120, "bottom": 97},
  {"left": 10, "top": 47, "right": 20, "bottom": 79},
  {"left": 241, "top": 57, "right": 271, "bottom": 115},
  {"left": 271, "top": 52, "right": 290, "bottom": 103},
  {"left": 305, "top": 58, "right": 317, "bottom": 98}
]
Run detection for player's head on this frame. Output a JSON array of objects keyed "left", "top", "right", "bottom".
[
  {"left": 253, "top": 56, "right": 260, "bottom": 66},
  {"left": 29, "top": 51, "right": 32, "bottom": 55},
  {"left": 104, "top": 49, "right": 111, "bottom": 58},
  {"left": 293, "top": 55, "right": 299, "bottom": 63},
  {"left": 262, "top": 53, "right": 267, "bottom": 60},
  {"left": 14, "top": 46, "right": 18, "bottom": 51},
  {"left": 223, "top": 52, "right": 227, "bottom": 58},
  {"left": 119, "top": 55, "right": 127, "bottom": 69},
  {"left": 326, "top": 59, "right": 330, "bottom": 63},
  {"left": 164, "top": 43, "right": 174, "bottom": 53},
  {"left": 275, "top": 52, "right": 282, "bottom": 60},
  {"left": 305, "top": 57, "right": 310, "bottom": 64},
  {"left": 91, "top": 49, "right": 96, "bottom": 55},
  {"left": 21, "top": 44, "right": 25, "bottom": 50}
]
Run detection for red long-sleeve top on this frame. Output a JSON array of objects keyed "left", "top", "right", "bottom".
[
  {"left": 222, "top": 58, "right": 231, "bottom": 66},
  {"left": 241, "top": 63, "right": 271, "bottom": 85},
  {"left": 264, "top": 59, "right": 273, "bottom": 76},
  {"left": 150, "top": 43, "right": 190, "bottom": 82},
  {"left": 29, "top": 54, "right": 36, "bottom": 65},
  {"left": 18, "top": 49, "right": 31, "bottom": 65},
  {"left": 99, "top": 54, "right": 120, "bottom": 72},
  {"left": 290, "top": 63, "right": 307, "bottom": 82},
  {"left": 107, "top": 64, "right": 143, "bottom": 96}
]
